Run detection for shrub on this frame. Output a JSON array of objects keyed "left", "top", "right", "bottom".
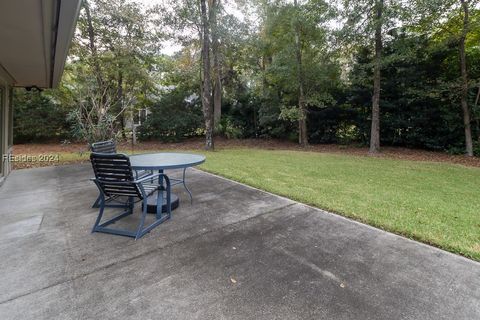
[
  {"left": 13, "top": 89, "right": 70, "bottom": 143},
  {"left": 138, "top": 89, "right": 203, "bottom": 142},
  {"left": 216, "top": 117, "right": 244, "bottom": 139}
]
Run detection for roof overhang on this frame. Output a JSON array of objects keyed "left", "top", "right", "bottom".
[{"left": 0, "top": 0, "right": 81, "bottom": 88}]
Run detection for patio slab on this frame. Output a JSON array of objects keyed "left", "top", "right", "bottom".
[{"left": 0, "top": 164, "right": 478, "bottom": 319}]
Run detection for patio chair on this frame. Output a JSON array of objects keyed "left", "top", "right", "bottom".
[
  {"left": 90, "top": 152, "right": 171, "bottom": 239},
  {"left": 90, "top": 139, "right": 151, "bottom": 208},
  {"left": 90, "top": 140, "right": 117, "bottom": 208},
  {"left": 90, "top": 139, "right": 117, "bottom": 153}
]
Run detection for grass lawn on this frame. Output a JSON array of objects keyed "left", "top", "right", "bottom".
[
  {"left": 198, "top": 149, "right": 480, "bottom": 261},
  {"left": 14, "top": 147, "right": 480, "bottom": 260}
]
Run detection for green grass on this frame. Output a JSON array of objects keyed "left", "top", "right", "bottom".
[
  {"left": 26, "top": 147, "right": 480, "bottom": 260},
  {"left": 197, "top": 149, "right": 480, "bottom": 261}
]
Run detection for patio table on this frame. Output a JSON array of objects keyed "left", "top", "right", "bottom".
[{"left": 130, "top": 153, "right": 205, "bottom": 213}]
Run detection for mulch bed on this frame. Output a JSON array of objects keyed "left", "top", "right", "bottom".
[{"left": 12, "top": 137, "right": 480, "bottom": 169}]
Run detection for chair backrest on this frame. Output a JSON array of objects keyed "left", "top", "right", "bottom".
[
  {"left": 90, "top": 140, "right": 117, "bottom": 153},
  {"left": 90, "top": 153, "right": 142, "bottom": 198}
]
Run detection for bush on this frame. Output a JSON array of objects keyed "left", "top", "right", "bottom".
[
  {"left": 447, "top": 142, "right": 480, "bottom": 156},
  {"left": 138, "top": 89, "right": 203, "bottom": 142},
  {"left": 13, "top": 89, "right": 70, "bottom": 143},
  {"left": 216, "top": 117, "right": 244, "bottom": 139},
  {"left": 308, "top": 105, "right": 362, "bottom": 144},
  {"left": 67, "top": 110, "right": 118, "bottom": 144}
]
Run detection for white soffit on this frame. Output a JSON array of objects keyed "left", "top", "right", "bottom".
[{"left": 0, "top": 0, "right": 81, "bottom": 88}]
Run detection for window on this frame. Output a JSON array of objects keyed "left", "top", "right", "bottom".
[{"left": 134, "top": 108, "right": 148, "bottom": 126}]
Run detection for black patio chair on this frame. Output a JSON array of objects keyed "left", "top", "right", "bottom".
[
  {"left": 90, "top": 152, "right": 171, "bottom": 239},
  {"left": 90, "top": 139, "right": 151, "bottom": 208},
  {"left": 90, "top": 139, "right": 117, "bottom": 153},
  {"left": 90, "top": 140, "right": 117, "bottom": 208}
]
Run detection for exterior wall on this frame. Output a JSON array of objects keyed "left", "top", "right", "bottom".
[{"left": 0, "top": 71, "right": 13, "bottom": 184}]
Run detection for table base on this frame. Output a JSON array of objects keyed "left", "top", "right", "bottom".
[{"left": 143, "top": 193, "right": 180, "bottom": 214}]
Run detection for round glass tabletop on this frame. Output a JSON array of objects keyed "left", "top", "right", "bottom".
[{"left": 129, "top": 152, "right": 205, "bottom": 170}]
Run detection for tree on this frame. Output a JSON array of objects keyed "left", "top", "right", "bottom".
[
  {"left": 293, "top": 0, "right": 308, "bottom": 146},
  {"left": 341, "top": 0, "right": 399, "bottom": 153},
  {"left": 459, "top": 0, "right": 474, "bottom": 155},
  {"left": 83, "top": 0, "right": 103, "bottom": 89},
  {"left": 200, "top": 0, "right": 215, "bottom": 150},
  {"left": 414, "top": 0, "right": 479, "bottom": 156},
  {"left": 370, "top": 0, "right": 383, "bottom": 153},
  {"left": 155, "top": 0, "right": 224, "bottom": 149},
  {"left": 345, "top": 30, "right": 471, "bottom": 152},
  {"left": 210, "top": 0, "right": 223, "bottom": 125},
  {"left": 254, "top": 0, "right": 337, "bottom": 145},
  {"left": 66, "top": 0, "right": 162, "bottom": 143}
]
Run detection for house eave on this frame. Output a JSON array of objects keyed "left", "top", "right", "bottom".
[{"left": 0, "top": 0, "right": 82, "bottom": 89}]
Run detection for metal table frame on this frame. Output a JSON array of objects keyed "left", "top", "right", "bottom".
[{"left": 129, "top": 153, "right": 206, "bottom": 204}]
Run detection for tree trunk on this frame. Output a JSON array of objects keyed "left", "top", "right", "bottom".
[
  {"left": 261, "top": 55, "right": 268, "bottom": 91},
  {"left": 132, "top": 119, "right": 137, "bottom": 145},
  {"left": 369, "top": 0, "right": 383, "bottom": 154},
  {"left": 474, "top": 85, "right": 480, "bottom": 143},
  {"left": 83, "top": 0, "right": 103, "bottom": 88},
  {"left": 117, "top": 71, "right": 127, "bottom": 140},
  {"left": 294, "top": 0, "right": 308, "bottom": 147},
  {"left": 210, "top": 0, "right": 222, "bottom": 126},
  {"left": 200, "top": 0, "right": 214, "bottom": 150},
  {"left": 459, "top": 0, "right": 473, "bottom": 156}
]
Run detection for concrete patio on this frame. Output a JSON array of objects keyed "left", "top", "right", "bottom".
[{"left": 0, "top": 164, "right": 479, "bottom": 319}]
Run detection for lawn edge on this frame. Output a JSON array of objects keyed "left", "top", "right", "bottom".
[
  {"left": 197, "top": 167, "right": 480, "bottom": 263},
  {"left": 11, "top": 152, "right": 480, "bottom": 262}
]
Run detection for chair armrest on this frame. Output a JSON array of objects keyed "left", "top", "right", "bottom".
[
  {"left": 134, "top": 169, "right": 152, "bottom": 179},
  {"left": 92, "top": 174, "right": 170, "bottom": 186},
  {"left": 136, "top": 174, "right": 171, "bottom": 199},
  {"left": 134, "top": 173, "right": 170, "bottom": 184}
]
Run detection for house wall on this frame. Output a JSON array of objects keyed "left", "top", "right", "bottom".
[
  {"left": 0, "top": 70, "right": 13, "bottom": 185},
  {"left": 0, "top": 0, "right": 81, "bottom": 186}
]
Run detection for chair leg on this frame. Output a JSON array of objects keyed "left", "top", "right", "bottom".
[
  {"left": 135, "top": 198, "right": 149, "bottom": 240},
  {"left": 166, "top": 183, "right": 172, "bottom": 218},
  {"left": 92, "top": 194, "right": 101, "bottom": 208},
  {"left": 92, "top": 196, "right": 106, "bottom": 233},
  {"left": 92, "top": 180, "right": 171, "bottom": 240},
  {"left": 93, "top": 194, "right": 121, "bottom": 208},
  {"left": 128, "top": 196, "right": 134, "bottom": 214},
  {"left": 156, "top": 186, "right": 163, "bottom": 219},
  {"left": 182, "top": 168, "right": 193, "bottom": 204}
]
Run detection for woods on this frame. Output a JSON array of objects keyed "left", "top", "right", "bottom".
[{"left": 12, "top": 0, "right": 480, "bottom": 156}]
